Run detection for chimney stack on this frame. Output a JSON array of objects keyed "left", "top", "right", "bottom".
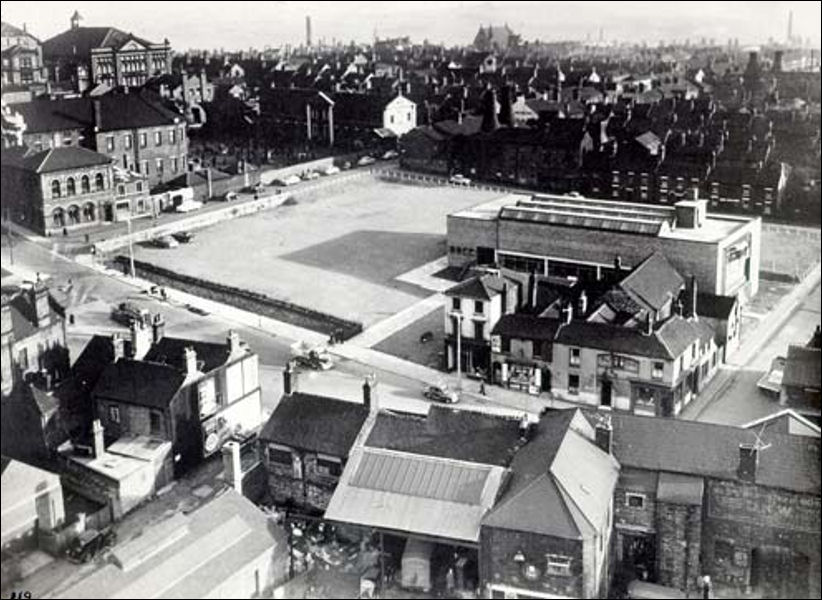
[
  {"left": 92, "top": 418, "right": 105, "bottom": 458},
  {"left": 111, "top": 333, "right": 125, "bottom": 362},
  {"left": 614, "top": 255, "right": 623, "bottom": 274},
  {"left": 644, "top": 313, "right": 654, "bottom": 335},
  {"left": 221, "top": 440, "right": 243, "bottom": 494},
  {"left": 129, "top": 318, "right": 151, "bottom": 360},
  {"left": 562, "top": 303, "right": 573, "bottom": 325},
  {"left": 227, "top": 329, "right": 241, "bottom": 357},
  {"left": 151, "top": 313, "right": 165, "bottom": 344},
  {"left": 363, "top": 374, "right": 378, "bottom": 413},
  {"left": 737, "top": 443, "right": 758, "bottom": 482},
  {"left": 183, "top": 346, "right": 199, "bottom": 379},
  {"left": 283, "top": 361, "right": 296, "bottom": 395},
  {"left": 688, "top": 274, "right": 698, "bottom": 320},
  {"left": 577, "top": 291, "right": 588, "bottom": 316},
  {"left": 594, "top": 414, "right": 612, "bottom": 454},
  {"left": 92, "top": 98, "right": 102, "bottom": 132}
]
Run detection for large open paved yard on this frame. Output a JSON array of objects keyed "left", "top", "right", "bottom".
[
  {"left": 132, "top": 178, "right": 496, "bottom": 327},
  {"left": 760, "top": 224, "right": 821, "bottom": 278}
]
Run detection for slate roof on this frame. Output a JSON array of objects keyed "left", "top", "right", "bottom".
[
  {"left": 1, "top": 145, "right": 112, "bottom": 174},
  {"left": 618, "top": 251, "right": 684, "bottom": 312},
  {"left": 71, "top": 334, "right": 115, "bottom": 390},
  {"left": 696, "top": 293, "right": 738, "bottom": 319},
  {"left": 555, "top": 320, "right": 670, "bottom": 359},
  {"left": 782, "top": 345, "right": 821, "bottom": 390},
  {"left": 655, "top": 316, "right": 714, "bottom": 357},
  {"left": 11, "top": 93, "right": 179, "bottom": 134},
  {"left": 259, "top": 393, "right": 368, "bottom": 457},
  {"left": 491, "top": 314, "right": 560, "bottom": 341},
  {"left": 143, "top": 336, "right": 234, "bottom": 374},
  {"left": 482, "top": 410, "right": 619, "bottom": 539},
  {"left": 43, "top": 27, "right": 155, "bottom": 59},
  {"left": 606, "top": 413, "right": 821, "bottom": 495},
  {"left": 446, "top": 273, "right": 509, "bottom": 300},
  {"left": 365, "top": 406, "right": 523, "bottom": 467},
  {"left": 93, "top": 359, "right": 186, "bottom": 409}
]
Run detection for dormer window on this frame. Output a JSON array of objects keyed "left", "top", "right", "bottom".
[{"left": 546, "top": 554, "right": 572, "bottom": 576}]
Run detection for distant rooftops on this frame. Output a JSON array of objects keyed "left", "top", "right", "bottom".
[{"left": 452, "top": 191, "right": 754, "bottom": 242}]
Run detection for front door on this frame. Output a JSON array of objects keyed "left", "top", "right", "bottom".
[
  {"left": 622, "top": 533, "right": 656, "bottom": 581},
  {"left": 600, "top": 377, "right": 613, "bottom": 407}
]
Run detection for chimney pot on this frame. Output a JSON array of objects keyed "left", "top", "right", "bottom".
[
  {"left": 363, "top": 374, "right": 378, "bottom": 413},
  {"left": 283, "top": 361, "right": 296, "bottom": 395},
  {"left": 92, "top": 419, "right": 105, "bottom": 458},
  {"left": 645, "top": 313, "right": 654, "bottom": 335},
  {"left": 738, "top": 443, "right": 758, "bottom": 482},
  {"left": 594, "top": 414, "right": 612, "bottom": 454}
]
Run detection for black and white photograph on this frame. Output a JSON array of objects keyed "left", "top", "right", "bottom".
[{"left": 0, "top": 1, "right": 819, "bottom": 598}]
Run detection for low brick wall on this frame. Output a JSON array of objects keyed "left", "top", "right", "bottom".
[
  {"left": 258, "top": 152, "right": 362, "bottom": 185},
  {"left": 113, "top": 256, "right": 363, "bottom": 340}
]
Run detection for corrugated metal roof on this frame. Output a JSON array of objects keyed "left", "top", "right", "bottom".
[
  {"left": 326, "top": 448, "right": 506, "bottom": 543},
  {"left": 350, "top": 450, "right": 491, "bottom": 505}
]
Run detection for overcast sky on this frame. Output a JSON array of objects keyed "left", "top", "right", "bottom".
[{"left": 3, "top": 1, "right": 820, "bottom": 50}]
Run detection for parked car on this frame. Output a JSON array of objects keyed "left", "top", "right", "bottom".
[
  {"left": 449, "top": 174, "right": 471, "bottom": 186},
  {"left": 172, "top": 231, "right": 194, "bottom": 243},
  {"left": 757, "top": 356, "right": 786, "bottom": 396},
  {"left": 272, "top": 174, "right": 301, "bottom": 187},
  {"left": 419, "top": 331, "right": 434, "bottom": 343},
  {"left": 381, "top": 150, "right": 399, "bottom": 160},
  {"left": 175, "top": 200, "right": 203, "bottom": 213},
  {"left": 65, "top": 528, "right": 116, "bottom": 564},
  {"left": 303, "top": 171, "right": 321, "bottom": 181},
  {"left": 322, "top": 165, "right": 341, "bottom": 176},
  {"left": 423, "top": 384, "right": 459, "bottom": 404},
  {"left": 357, "top": 156, "right": 377, "bottom": 166},
  {"left": 243, "top": 182, "right": 265, "bottom": 193},
  {"left": 293, "top": 350, "right": 334, "bottom": 371},
  {"left": 340, "top": 161, "right": 352, "bottom": 170},
  {"left": 223, "top": 191, "right": 238, "bottom": 201},
  {"left": 111, "top": 301, "right": 149, "bottom": 326},
  {"left": 153, "top": 236, "right": 179, "bottom": 248}
]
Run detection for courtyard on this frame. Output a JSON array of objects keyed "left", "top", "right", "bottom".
[{"left": 130, "top": 177, "right": 496, "bottom": 328}]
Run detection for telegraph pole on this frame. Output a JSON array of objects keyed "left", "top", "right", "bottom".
[{"left": 126, "top": 217, "right": 135, "bottom": 278}]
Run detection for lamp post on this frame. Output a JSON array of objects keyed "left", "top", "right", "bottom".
[
  {"left": 126, "top": 216, "right": 136, "bottom": 279},
  {"left": 450, "top": 311, "right": 463, "bottom": 391}
]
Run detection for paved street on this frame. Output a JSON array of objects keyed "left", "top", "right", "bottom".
[{"left": 684, "top": 280, "right": 821, "bottom": 426}]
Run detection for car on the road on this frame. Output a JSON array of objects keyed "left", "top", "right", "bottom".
[
  {"left": 322, "top": 165, "right": 341, "bottom": 176},
  {"left": 449, "top": 174, "right": 471, "bottom": 186},
  {"left": 419, "top": 331, "right": 434, "bottom": 343},
  {"left": 223, "top": 191, "right": 238, "bottom": 201},
  {"left": 111, "top": 301, "right": 149, "bottom": 326},
  {"left": 340, "top": 161, "right": 352, "bottom": 170},
  {"left": 423, "top": 384, "right": 459, "bottom": 404},
  {"left": 272, "top": 174, "right": 301, "bottom": 187},
  {"left": 381, "top": 150, "right": 399, "bottom": 160},
  {"left": 172, "top": 231, "right": 195, "bottom": 244},
  {"left": 293, "top": 350, "right": 334, "bottom": 371},
  {"left": 174, "top": 200, "right": 203, "bottom": 213},
  {"left": 757, "top": 356, "right": 786, "bottom": 396},
  {"left": 357, "top": 155, "right": 377, "bottom": 167},
  {"left": 243, "top": 182, "right": 265, "bottom": 194},
  {"left": 65, "top": 528, "right": 116, "bottom": 564},
  {"left": 302, "top": 171, "right": 321, "bottom": 181},
  {"left": 153, "top": 236, "right": 179, "bottom": 248}
]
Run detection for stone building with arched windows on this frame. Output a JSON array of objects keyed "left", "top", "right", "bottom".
[{"left": 0, "top": 145, "right": 148, "bottom": 235}]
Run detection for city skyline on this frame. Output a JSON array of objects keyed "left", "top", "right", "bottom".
[{"left": 2, "top": 0, "right": 821, "bottom": 51}]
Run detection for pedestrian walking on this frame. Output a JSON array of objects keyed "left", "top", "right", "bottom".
[{"left": 479, "top": 381, "right": 486, "bottom": 395}]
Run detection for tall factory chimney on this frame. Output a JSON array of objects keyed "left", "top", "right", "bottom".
[
  {"left": 787, "top": 10, "right": 793, "bottom": 43},
  {"left": 306, "top": 15, "right": 312, "bottom": 47}
]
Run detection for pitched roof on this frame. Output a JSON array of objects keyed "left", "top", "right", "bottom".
[
  {"left": 142, "top": 336, "right": 234, "bottom": 374},
  {"left": 1, "top": 145, "right": 112, "bottom": 174},
  {"left": 11, "top": 93, "right": 179, "bottom": 134},
  {"left": 259, "top": 393, "right": 368, "bottom": 457},
  {"left": 325, "top": 446, "right": 506, "bottom": 543},
  {"left": 782, "top": 345, "right": 821, "bottom": 390},
  {"left": 365, "top": 406, "right": 523, "bottom": 467},
  {"left": 606, "top": 413, "right": 821, "bottom": 495},
  {"left": 446, "top": 273, "right": 509, "bottom": 300},
  {"left": 93, "top": 359, "right": 186, "bottom": 409},
  {"left": 43, "top": 26, "right": 155, "bottom": 59},
  {"left": 482, "top": 410, "right": 619, "bottom": 538},
  {"left": 53, "top": 489, "right": 284, "bottom": 600},
  {"left": 491, "top": 314, "right": 560, "bottom": 341},
  {"left": 555, "top": 320, "right": 672, "bottom": 359},
  {"left": 618, "top": 251, "right": 684, "bottom": 312},
  {"left": 696, "top": 293, "right": 738, "bottom": 319},
  {"left": 655, "top": 316, "right": 714, "bottom": 358}
]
